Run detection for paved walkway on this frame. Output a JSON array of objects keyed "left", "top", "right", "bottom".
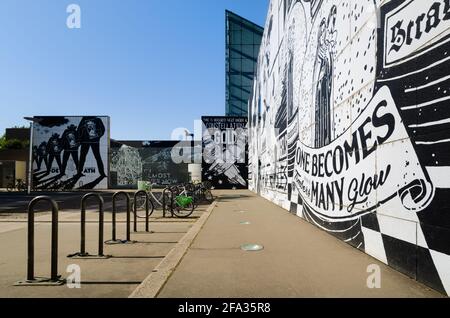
[{"left": 157, "top": 190, "right": 443, "bottom": 298}]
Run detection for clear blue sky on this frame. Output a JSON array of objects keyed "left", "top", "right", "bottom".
[{"left": 0, "top": 0, "right": 268, "bottom": 140}]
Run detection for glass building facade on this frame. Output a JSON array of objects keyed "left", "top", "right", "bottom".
[{"left": 225, "top": 10, "right": 263, "bottom": 117}]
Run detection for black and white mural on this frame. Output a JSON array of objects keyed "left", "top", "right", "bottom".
[
  {"left": 202, "top": 117, "right": 248, "bottom": 189},
  {"left": 249, "top": 0, "right": 450, "bottom": 295},
  {"left": 32, "top": 116, "right": 110, "bottom": 190},
  {"left": 110, "top": 141, "right": 196, "bottom": 188}
]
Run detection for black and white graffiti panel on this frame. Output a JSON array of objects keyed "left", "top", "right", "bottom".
[
  {"left": 202, "top": 117, "right": 248, "bottom": 190},
  {"left": 32, "top": 116, "right": 109, "bottom": 190},
  {"left": 109, "top": 140, "right": 193, "bottom": 188},
  {"left": 248, "top": 0, "right": 450, "bottom": 295}
]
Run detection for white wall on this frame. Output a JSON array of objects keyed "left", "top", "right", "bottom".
[{"left": 249, "top": 0, "right": 450, "bottom": 295}]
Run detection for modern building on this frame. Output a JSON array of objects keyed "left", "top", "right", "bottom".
[
  {"left": 5, "top": 128, "right": 30, "bottom": 142},
  {"left": 0, "top": 160, "right": 27, "bottom": 189},
  {"left": 0, "top": 128, "right": 30, "bottom": 188},
  {"left": 225, "top": 10, "right": 263, "bottom": 117}
]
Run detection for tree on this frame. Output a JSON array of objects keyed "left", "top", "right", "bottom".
[
  {"left": 0, "top": 134, "right": 6, "bottom": 149},
  {"left": 0, "top": 134, "right": 29, "bottom": 150}
]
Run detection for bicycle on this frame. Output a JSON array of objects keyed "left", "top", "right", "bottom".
[
  {"left": 189, "top": 182, "right": 214, "bottom": 204},
  {"left": 168, "top": 184, "right": 195, "bottom": 218},
  {"left": 192, "top": 181, "right": 214, "bottom": 204},
  {"left": 171, "top": 183, "right": 198, "bottom": 208},
  {"left": 169, "top": 182, "right": 214, "bottom": 218},
  {"left": 133, "top": 182, "right": 202, "bottom": 219},
  {"left": 132, "top": 183, "right": 170, "bottom": 218},
  {"left": 6, "top": 178, "right": 27, "bottom": 192}
]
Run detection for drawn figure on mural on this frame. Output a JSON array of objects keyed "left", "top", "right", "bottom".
[
  {"left": 265, "top": 15, "right": 273, "bottom": 70},
  {"left": 303, "top": 0, "right": 323, "bottom": 19},
  {"left": 32, "top": 146, "right": 39, "bottom": 170},
  {"left": 262, "top": 99, "right": 270, "bottom": 129},
  {"left": 286, "top": 53, "right": 295, "bottom": 124},
  {"left": 35, "top": 141, "right": 49, "bottom": 172},
  {"left": 77, "top": 117, "right": 106, "bottom": 178},
  {"left": 46, "top": 134, "right": 63, "bottom": 174},
  {"left": 111, "top": 144, "right": 143, "bottom": 186},
  {"left": 60, "top": 124, "right": 80, "bottom": 176},
  {"left": 283, "top": 0, "right": 294, "bottom": 24},
  {"left": 313, "top": 5, "right": 337, "bottom": 148},
  {"left": 257, "top": 159, "right": 262, "bottom": 195}
]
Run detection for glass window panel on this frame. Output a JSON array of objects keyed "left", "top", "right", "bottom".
[
  {"left": 242, "top": 30, "right": 254, "bottom": 45},
  {"left": 242, "top": 85, "right": 253, "bottom": 95},
  {"left": 230, "top": 75, "right": 242, "bottom": 86},
  {"left": 229, "top": 44, "right": 242, "bottom": 54},
  {"left": 242, "top": 59, "right": 255, "bottom": 73},
  {"left": 233, "top": 88, "right": 243, "bottom": 100},
  {"left": 254, "top": 45, "right": 261, "bottom": 57},
  {"left": 231, "top": 30, "right": 242, "bottom": 44},
  {"left": 230, "top": 85, "right": 242, "bottom": 97},
  {"left": 229, "top": 101, "right": 244, "bottom": 111},
  {"left": 242, "top": 76, "right": 254, "bottom": 87},
  {"left": 229, "top": 58, "right": 242, "bottom": 71},
  {"left": 229, "top": 48, "right": 241, "bottom": 59},
  {"left": 228, "top": 21, "right": 240, "bottom": 31},
  {"left": 242, "top": 45, "right": 254, "bottom": 57},
  {"left": 254, "top": 33, "right": 263, "bottom": 45}
]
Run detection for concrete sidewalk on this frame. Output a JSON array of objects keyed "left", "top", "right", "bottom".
[{"left": 157, "top": 190, "right": 443, "bottom": 298}]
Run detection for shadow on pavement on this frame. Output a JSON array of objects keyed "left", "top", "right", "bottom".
[{"left": 0, "top": 191, "right": 123, "bottom": 213}]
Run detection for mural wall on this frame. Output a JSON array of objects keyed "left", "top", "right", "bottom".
[
  {"left": 32, "top": 116, "right": 109, "bottom": 190},
  {"left": 110, "top": 141, "right": 198, "bottom": 188},
  {"left": 249, "top": 0, "right": 450, "bottom": 295},
  {"left": 202, "top": 117, "right": 248, "bottom": 189}
]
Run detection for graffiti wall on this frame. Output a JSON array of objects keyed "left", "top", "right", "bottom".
[
  {"left": 202, "top": 117, "right": 248, "bottom": 189},
  {"left": 248, "top": 0, "right": 450, "bottom": 295},
  {"left": 110, "top": 141, "right": 197, "bottom": 188},
  {"left": 32, "top": 116, "right": 109, "bottom": 190}
]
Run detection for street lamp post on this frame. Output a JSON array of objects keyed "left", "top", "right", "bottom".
[
  {"left": 185, "top": 130, "right": 194, "bottom": 163},
  {"left": 185, "top": 130, "right": 195, "bottom": 182},
  {"left": 23, "top": 117, "right": 39, "bottom": 195}
]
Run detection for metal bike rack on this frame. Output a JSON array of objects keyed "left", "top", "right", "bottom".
[
  {"left": 162, "top": 187, "right": 174, "bottom": 218},
  {"left": 133, "top": 190, "right": 150, "bottom": 233},
  {"left": 105, "top": 191, "right": 135, "bottom": 245},
  {"left": 68, "top": 193, "right": 110, "bottom": 259},
  {"left": 15, "top": 196, "right": 65, "bottom": 286}
]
